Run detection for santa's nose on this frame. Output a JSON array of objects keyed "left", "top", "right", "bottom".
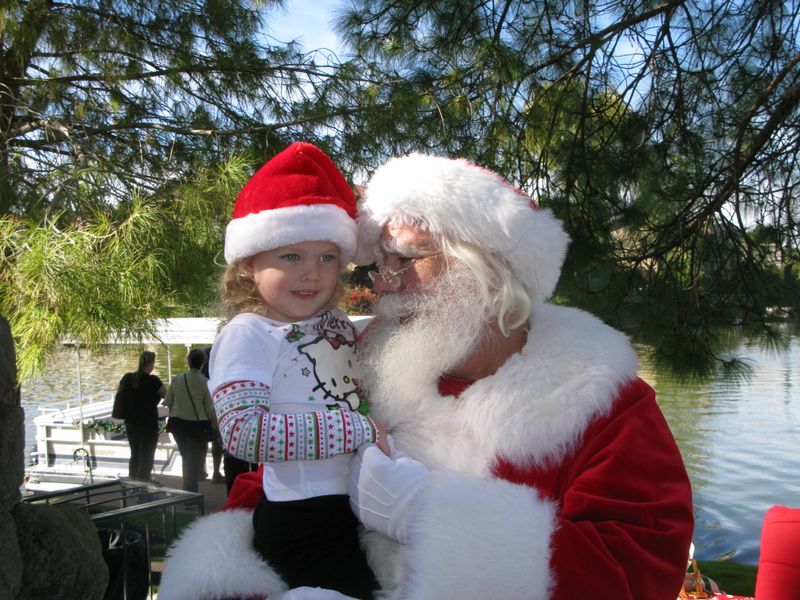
[{"left": 371, "top": 276, "right": 397, "bottom": 295}]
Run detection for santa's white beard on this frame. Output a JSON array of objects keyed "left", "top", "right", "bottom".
[{"left": 357, "top": 264, "right": 492, "bottom": 423}]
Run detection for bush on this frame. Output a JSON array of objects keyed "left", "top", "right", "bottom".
[{"left": 342, "top": 286, "right": 377, "bottom": 315}]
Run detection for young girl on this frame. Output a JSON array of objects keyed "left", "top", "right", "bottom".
[{"left": 209, "top": 142, "right": 386, "bottom": 600}]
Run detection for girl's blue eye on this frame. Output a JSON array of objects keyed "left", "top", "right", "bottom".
[
  {"left": 281, "top": 253, "right": 300, "bottom": 261},
  {"left": 321, "top": 254, "right": 338, "bottom": 263}
]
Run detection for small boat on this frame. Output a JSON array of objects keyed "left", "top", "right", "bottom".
[{"left": 25, "top": 397, "right": 189, "bottom": 493}]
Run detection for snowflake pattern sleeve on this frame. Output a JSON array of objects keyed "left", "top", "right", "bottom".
[{"left": 214, "top": 380, "right": 379, "bottom": 463}]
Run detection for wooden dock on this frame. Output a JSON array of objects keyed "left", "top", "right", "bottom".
[{"left": 151, "top": 473, "right": 231, "bottom": 514}]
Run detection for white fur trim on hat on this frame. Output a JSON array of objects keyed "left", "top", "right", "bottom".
[
  {"left": 225, "top": 203, "right": 357, "bottom": 264},
  {"left": 356, "top": 153, "right": 570, "bottom": 304}
]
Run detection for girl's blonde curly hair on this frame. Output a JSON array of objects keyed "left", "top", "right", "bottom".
[{"left": 218, "top": 259, "right": 345, "bottom": 327}]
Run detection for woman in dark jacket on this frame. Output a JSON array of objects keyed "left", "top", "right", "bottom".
[{"left": 117, "top": 350, "right": 167, "bottom": 482}]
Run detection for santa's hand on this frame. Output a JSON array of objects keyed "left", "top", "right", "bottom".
[
  {"left": 273, "top": 586, "right": 359, "bottom": 600},
  {"left": 348, "top": 444, "right": 429, "bottom": 543}
]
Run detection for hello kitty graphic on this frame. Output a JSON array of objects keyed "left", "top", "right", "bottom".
[{"left": 297, "top": 327, "right": 362, "bottom": 410}]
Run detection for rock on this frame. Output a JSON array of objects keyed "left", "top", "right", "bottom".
[
  {"left": 1, "top": 316, "right": 109, "bottom": 600},
  {"left": 0, "top": 508, "right": 22, "bottom": 600},
  {"left": 11, "top": 502, "right": 109, "bottom": 600},
  {"left": 0, "top": 317, "right": 23, "bottom": 510},
  {"left": 0, "top": 315, "right": 16, "bottom": 409},
  {"left": 0, "top": 316, "right": 23, "bottom": 600},
  {"left": 0, "top": 403, "right": 24, "bottom": 510}
]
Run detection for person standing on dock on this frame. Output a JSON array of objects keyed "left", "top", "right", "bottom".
[
  {"left": 163, "top": 348, "right": 219, "bottom": 492},
  {"left": 116, "top": 350, "right": 166, "bottom": 483}
]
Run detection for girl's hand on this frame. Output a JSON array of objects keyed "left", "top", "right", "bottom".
[{"left": 373, "top": 418, "right": 391, "bottom": 455}]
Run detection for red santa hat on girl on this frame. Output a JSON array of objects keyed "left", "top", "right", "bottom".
[
  {"left": 355, "top": 153, "right": 570, "bottom": 304},
  {"left": 224, "top": 142, "right": 357, "bottom": 264}
]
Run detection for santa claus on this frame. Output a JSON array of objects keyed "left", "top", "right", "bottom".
[{"left": 159, "top": 153, "right": 693, "bottom": 600}]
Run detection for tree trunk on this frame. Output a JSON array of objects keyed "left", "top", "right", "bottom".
[{"left": 0, "top": 315, "right": 23, "bottom": 598}]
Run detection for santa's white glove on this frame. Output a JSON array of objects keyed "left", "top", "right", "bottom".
[
  {"left": 348, "top": 444, "right": 429, "bottom": 543},
  {"left": 273, "top": 587, "right": 358, "bottom": 600}
]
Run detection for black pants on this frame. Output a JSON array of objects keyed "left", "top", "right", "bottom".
[
  {"left": 223, "top": 453, "right": 257, "bottom": 495},
  {"left": 253, "top": 495, "right": 378, "bottom": 600},
  {"left": 171, "top": 430, "right": 207, "bottom": 492},
  {"left": 125, "top": 420, "right": 158, "bottom": 481}
]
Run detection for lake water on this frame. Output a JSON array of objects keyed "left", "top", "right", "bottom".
[
  {"left": 19, "top": 326, "right": 800, "bottom": 566},
  {"left": 639, "top": 324, "right": 800, "bottom": 565}
]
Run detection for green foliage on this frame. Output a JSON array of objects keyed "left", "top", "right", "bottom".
[
  {"left": 1, "top": 155, "right": 248, "bottom": 381},
  {"left": 83, "top": 418, "right": 167, "bottom": 436},
  {"left": 0, "top": 0, "right": 350, "bottom": 219},
  {"left": 333, "top": 0, "right": 800, "bottom": 374},
  {"left": 341, "top": 286, "right": 378, "bottom": 315},
  {"left": 2, "top": 203, "right": 167, "bottom": 380},
  {"left": 0, "top": 1, "right": 362, "bottom": 379},
  {"left": 84, "top": 419, "right": 128, "bottom": 436},
  {"left": 2, "top": 0, "right": 799, "bottom": 381},
  {"left": 154, "top": 154, "right": 252, "bottom": 313}
]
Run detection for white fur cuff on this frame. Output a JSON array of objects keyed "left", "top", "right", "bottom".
[
  {"left": 400, "top": 471, "right": 557, "bottom": 600},
  {"left": 159, "top": 509, "right": 287, "bottom": 600}
]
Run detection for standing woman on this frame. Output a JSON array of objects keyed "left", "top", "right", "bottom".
[
  {"left": 118, "top": 350, "right": 167, "bottom": 482},
  {"left": 163, "top": 348, "right": 219, "bottom": 492}
]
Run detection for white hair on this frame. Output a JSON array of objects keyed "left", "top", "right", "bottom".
[
  {"left": 355, "top": 152, "right": 570, "bottom": 305},
  {"left": 359, "top": 260, "right": 491, "bottom": 416},
  {"left": 438, "top": 236, "right": 531, "bottom": 336},
  {"left": 375, "top": 216, "right": 531, "bottom": 336}
]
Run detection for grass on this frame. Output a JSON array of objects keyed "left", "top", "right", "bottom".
[
  {"left": 696, "top": 560, "right": 758, "bottom": 597},
  {"left": 118, "top": 510, "right": 199, "bottom": 556}
]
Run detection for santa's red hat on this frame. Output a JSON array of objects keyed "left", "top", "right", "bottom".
[
  {"left": 224, "top": 142, "right": 357, "bottom": 264},
  {"left": 355, "top": 153, "right": 570, "bottom": 304}
]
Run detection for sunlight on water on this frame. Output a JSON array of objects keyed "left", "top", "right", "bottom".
[{"left": 20, "top": 330, "right": 800, "bottom": 566}]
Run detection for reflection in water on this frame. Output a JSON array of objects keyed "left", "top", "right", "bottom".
[
  {"left": 20, "top": 330, "right": 800, "bottom": 565},
  {"left": 640, "top": 328, "right": 800, "bottom": 565}
]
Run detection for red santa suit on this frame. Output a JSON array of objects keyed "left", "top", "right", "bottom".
[{"left": 159, "top": 302, "right": 693, "bottom": 600}]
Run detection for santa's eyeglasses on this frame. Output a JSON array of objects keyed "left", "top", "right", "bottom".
[{"left": 367, "top": 254, "right": 441, "bottom": 288}]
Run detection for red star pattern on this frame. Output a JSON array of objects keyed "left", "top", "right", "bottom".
[{"left": 215, "top": 367, "right": 378, "bottom": 463}]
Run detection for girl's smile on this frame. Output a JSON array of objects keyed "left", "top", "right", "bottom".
[{"left": 244, "top": 241, "right": 342, "bottom": 323}]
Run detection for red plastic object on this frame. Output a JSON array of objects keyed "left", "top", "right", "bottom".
[{"left": 755, "top": 505, "right": 800, "bottom": 600}]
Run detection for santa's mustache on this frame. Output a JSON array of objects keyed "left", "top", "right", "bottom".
[{"left": 357, "top": 263, "right": 491, "bottom": 418}]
